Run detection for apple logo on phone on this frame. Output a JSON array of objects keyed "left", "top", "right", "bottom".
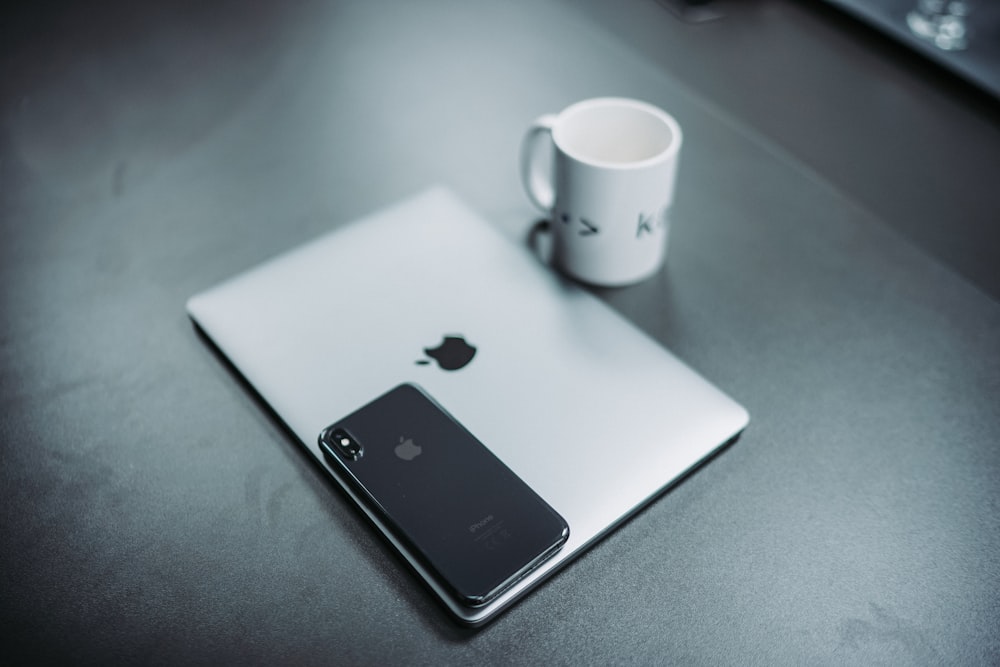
[
  {"left": 395, "top": 436, "right": 422, "bottom": 461},
  {"left": 416, "top": 335, "right": 476, "bottom": 371}
]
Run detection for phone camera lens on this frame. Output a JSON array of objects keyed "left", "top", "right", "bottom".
[{"left": 320, "top": 427, "right": 363, "bottom": 461}]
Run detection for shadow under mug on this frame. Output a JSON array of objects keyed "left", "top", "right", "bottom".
[{"left": 520, "top": 97, "right": 682, "bottom": 287}]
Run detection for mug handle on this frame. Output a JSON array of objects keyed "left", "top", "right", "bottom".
[{"left": 519, "top": 114, "right": 558, "bottom": 213}]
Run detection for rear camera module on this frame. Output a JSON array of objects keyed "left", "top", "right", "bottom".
[{"left": 319, "top": 426, "right": 363, "bottom": 461}]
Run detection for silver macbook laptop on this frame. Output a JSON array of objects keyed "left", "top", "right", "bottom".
[{"left": 187, "top": 187, "right": 749, "bottom": 625}]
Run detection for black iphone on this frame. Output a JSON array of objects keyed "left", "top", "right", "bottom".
[{"left": 318, "top": 383, "right": 569, "bottom": 609}]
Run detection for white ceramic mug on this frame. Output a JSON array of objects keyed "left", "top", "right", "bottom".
[{"left": 520, "top": 97, "right": 683, "bottom": 286}]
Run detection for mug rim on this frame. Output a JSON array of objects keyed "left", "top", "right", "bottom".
[{"left": 551, "top": 97, "right": 682, "bottom": 170}]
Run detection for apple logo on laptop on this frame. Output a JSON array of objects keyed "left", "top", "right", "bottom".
[
  {"left": 416, "top": 335, "right": 477, "bottom": 371},
  {"left": 395, "top": 436, "right": 422, "bottom": 461}
]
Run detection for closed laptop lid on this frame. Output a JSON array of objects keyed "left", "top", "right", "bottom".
[{"left": 187, "top": 187, "right": 749, "bottom": 625}]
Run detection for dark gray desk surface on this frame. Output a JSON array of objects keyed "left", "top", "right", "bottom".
[{"left": 2, "top": 0, "right": 998, "bottom": 663}]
